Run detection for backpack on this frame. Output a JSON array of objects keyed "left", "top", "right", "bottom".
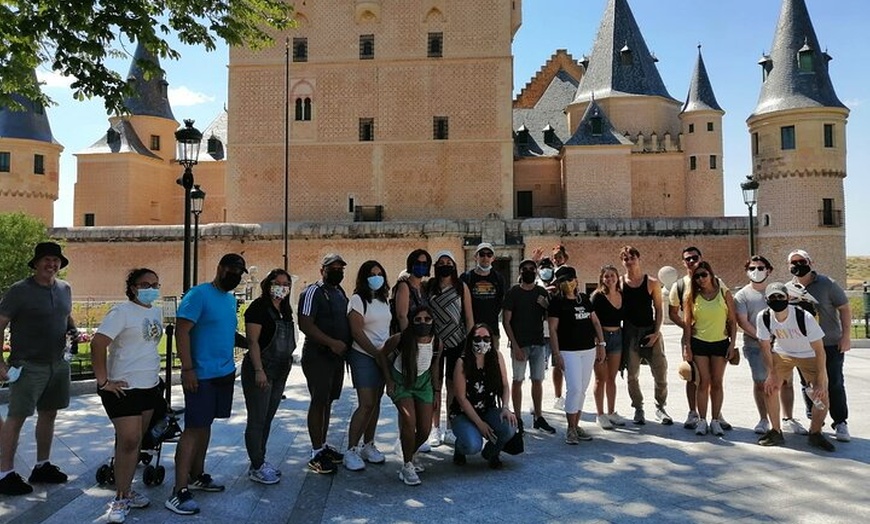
[
  {"left": 388, "top": 280, "right": 422, "bottom": 335},
  {"left": 761, "top": 305, "right": 808, "bottom": 343}
]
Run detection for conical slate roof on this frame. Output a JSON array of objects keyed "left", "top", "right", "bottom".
[
  {"left": 123, "top": 42, "right": 175, "bottom": 119},
  {"left": 564, "top": 99, "right": 632, "bottom": 147},
  {"left": 573, "top": 0, "right": 675, "bottom": 104},
  {"left": 751, "top": 0, "right": 846, "bottom": 117},
  {"left": 0, "top": 71, "right": 55, "bottom": 143},
  {"left": 78, "top": 119, "right": 160, "bottom": 158},
  {"left": 682, "top": 46, "right": 722, "bottom": 113}
]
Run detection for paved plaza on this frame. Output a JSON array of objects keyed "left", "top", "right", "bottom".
[{"left": 1, "top": 324, "right": 869, "bottom": 523}]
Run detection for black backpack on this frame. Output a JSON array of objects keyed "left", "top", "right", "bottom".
[{"left": 761, "top": 305, "right": 808, "bottom": 343}]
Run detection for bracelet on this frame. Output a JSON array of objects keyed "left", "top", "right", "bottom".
[
  {"left": 98, "top": 380, "right": 109, "bottom": 389},
  {"left": 597, "top": 342, "right": 606, "bottom": 346}
]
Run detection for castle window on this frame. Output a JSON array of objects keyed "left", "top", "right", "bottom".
[
  {"left": 819, "top": 198, "right": 841, "bottom": 227},
  {"left": 707, "top": 122, "right": 714, "bottom": 132},
  {"left": 516, "top": 191, "right": 533, "bottom": 218},
  {"left": 763, "top": 214, "right": 770, "bottom": 227},
  {"left": 433, "top": 116, "right": 449, "bottom": 140},
  {"left": 753, "top": 132, "right": 759, "bottom": 155},
  {"left": 33, "top": 154, "right": 45, "bottom": 175},
  {"left": 590, "top": 116, "right": 603, "bottom": 136},
  {"left": 798, "top": 41, "right": 814, "bottom": 72},
  {"left": 84, "top": 213, "right": 95, "bottom": 227},
  {"left": 620, "top": 44, "right": 632, "bottom": 66},
  {"left": 348, "top": 196, "right": 355, "bottom": 214},
  {"left": 360, "top": 34, "right": 375, "bottom": 60},
  {"left": 709, "top": 155, "right": 717, "bottom": 169},
  {"left": 824, "top": 124, "right": 834, "bottom": 148},
  {"left": 293, "top": 38, "right": 308, "bottom": 62},
  {"left": 688, "top": 123, "right": 694, "bottom": 134},
  {"left": 207, "top": 136, "right": 221, "bottom": 155},
  {"left": 542, "top": 125, "right": 557, "bottom": 147},
  {"left": 359, "top": 118, "right": 374, "bottom": 141},
  {"left": 781, "top": 126, "right": 796, "bottom": 150},
  {"left": 689, "top": 156, "right": 697, "bottom": 171},
  {"left": 515, "top": 126, "right": 530, "bottom": 147},
  {"left": 0, "top": 152, "right": 9, "bottom": 172},
  {"left": 428, "top": 32, "right": 443, "bottom": 58},
  {"left": 150, "top": 135, "right": 160, "bottom": 151},
  {"left": 295, "top": 97, "right": 313, "bottom": 121}
]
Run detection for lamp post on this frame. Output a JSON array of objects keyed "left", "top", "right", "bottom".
[
  {"left": 190, "top": 184, "right": 206, "bottom": 286},
  {"left": 741, "top": 175, "right": 760, "bottom": 256},
  {"left": 175, "top": 119, "right": 203, "bottom": 293}
]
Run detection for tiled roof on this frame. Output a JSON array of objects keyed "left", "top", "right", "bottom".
[
  {"left": 0, "top": 72, "right": 56, "bottom": 144},
  {"left": 573, "top": 0, "right": 675, "bottom": 104},
  {"left": 122, "top": 42, "right": 175, "bottom": 119},
  {"left": 682, "top": 46, "right": 722, "bottom": 113},
  {"left": 564, "top": 99, "right": 633, "bottom": 147},
  {"left": 77, "top": 119, "right": 160, "bottom": 159},
  {"left": 752, "top": 0, "right": 846, "bottom": 117},
  {"left": 513, "top": 69, "right": 579, "bottom": 157}
]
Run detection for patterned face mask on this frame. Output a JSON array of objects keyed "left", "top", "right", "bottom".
[{"left": 270, "top": 284, "right": 290, "bottom": 300}]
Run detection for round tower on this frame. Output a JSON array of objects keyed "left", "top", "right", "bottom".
[{"left": 747, "top": 0, "right": 848, "bottom": 284}]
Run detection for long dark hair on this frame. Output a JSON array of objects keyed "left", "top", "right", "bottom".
[
  {"left": 688, "top": 261, "right": 719, "bottom": 303},
  {"left": 125, "top": 268, "right": 158, "bottom": 301},
  {"left": 405, "top": 249, "right": 432, "bottom": 274},
  {"left": 427, "top": 252, "right": 463, "bottom": 297},
  {"left": 461, "top": 323, "right": 503, "bottom": 407},
  {"left": 259, "top": 268, "right": 294, "bottom": 318},
  {"left": 353, "top": 260, "right": 390, "bottom": 304},
  {"left": 396, "top": 304, "right": 437, "bottom": 388}
]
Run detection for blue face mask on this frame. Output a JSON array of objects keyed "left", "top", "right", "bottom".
[
  {"left": 411, "top": 263, "right": 429, "bottom": 278},
  {"left": 367, "top": 275, "right": 385, "bottom": 291},
  {"left": 137, "top": 288, "right": 160, "bottom": 305}
]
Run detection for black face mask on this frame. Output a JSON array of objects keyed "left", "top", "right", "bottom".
[
  {"left": 324, "top": 269, "right": 344, "bottom": 286},
  {"left": 219, "top": 272, "right": 243, "bottom": 291},
  {"left": 521, "top": 270, "right": 537, "bottom": 284},
  {"left": 435, "top": 265, "right": 454, "bottom": 278},
  {"left": 768, "top": 299, "right": 789, "bottom": 312},
  {"left": 412, "top": 322, "right": 433, "bottom": 337},
  {"left": 790, "top": 264, "right": 811, "bottom": 277}
]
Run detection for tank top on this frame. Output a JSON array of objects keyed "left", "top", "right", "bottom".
[
  {"left": 449, "top": 357, "right": 499, "bottom": 418},
  {"left": 622, "top": 274, "right": 654, "bottom": 327},
  {"left": 691, "top": 287, "right": 729, "bottom": 343},
  {"left": 592, "top": 291, "right": 622, "bottom": 328}
]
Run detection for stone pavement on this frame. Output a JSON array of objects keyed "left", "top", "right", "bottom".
[{"left": 1, "top": 325, "right": 869, "bottom": 523}]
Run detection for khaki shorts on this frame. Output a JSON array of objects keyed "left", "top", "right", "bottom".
[
  {"left": 772, "top": 353, "right": 819, "bottom": 385},
  {"left": 8, "top": 360, "right": 71, "bottom": 418}
]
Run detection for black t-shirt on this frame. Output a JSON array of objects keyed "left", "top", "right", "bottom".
[
  {"left": 591, "top": 292, "right": 622, "bottom": 328},
  {"left": 548, "top": 294, "right": 596, "bottom": 351},
  {"left": 298, "top": 282, "right": 351, "bottom": 351},
  {"left": 461, "top": 269, "right": 505, "bottom": 337},
  {"left": 244, "top": 297, "right": 294, "bottom": 348},
  {"left": 503, "top": 284, "right": 548, "bottom": 347}
]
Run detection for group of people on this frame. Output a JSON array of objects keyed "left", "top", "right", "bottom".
[{"left": 0, "top": 240, "right": 853, "bottom": 522}]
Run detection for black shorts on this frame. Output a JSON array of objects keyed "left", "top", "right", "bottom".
[
  {"left": 99, "top": 384, "right": 162, "bottom": 420},
  {"left": 302, "top": 346, "right": 344, "bottom": 403},
  {"left": 691, "top": 338, "right": 729, "bottom": 358}
]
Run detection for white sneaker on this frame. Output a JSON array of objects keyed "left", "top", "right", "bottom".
[
  {"left": 263, "top": 461, "right": 282, "bottom": 477},
  {"left": 783, "top": 417, "right": 809, "bottom": 436},
  {"left": 442, "top": 429, "right": 457, "bottom": 446},
  {"left": 597, "top": 414, "right": 614, "bottom": 430},
  {"left": 343, "top": 447, "right": 366, "bottom": 471},
  {"left": 710, "top": 419, "right": 725, "bottom": 436},
  {"left": 554, "top": 397, "right": 566, "bottom": 410},
  {"left": 684, "top": 411, "right": 700, "bottom": 430},
  {"left": 428, "top": 427, "right": 443, "bottom": 448},
  {"left": 834, "top": 422, "right": 851, "bottom": 442},
  {"left": 249, "top": 463, "right": 280, "bottom": 484},
  {"left": 411, "top": 454, "right": 425, "bottom": 472},
  {"left": 107, "top": 498, "right": 130, "bottom": 523},
  {"left": 754, "top": 418, "right": 770, "bottom": 435},
  {"left": 608, "top": 412, "right": 628, "bottom": 427},
  {"left": 695, "top": 419, "right": 708, "bottom": 436},
  {"left": 128, "top": 489, "right": 150, "bottom": 509},
  {"left": 398, "top": 462, "right": 421, "bottom": 486},
  {"left": 359, "top": 442, "right": 386, "bottom": 464}
]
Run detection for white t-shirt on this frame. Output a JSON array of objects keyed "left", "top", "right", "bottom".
[
  {"left": 394, "top": 341, "right": 433, "bottom": 376},
  {"left": 96, "top": 301, "right": 163, "bottom": 388},
  {"left": 754, "top": 306, "right": 824, "bottom": 359},
  {"left": 347, "top": 294, "right": 391, "bottom": 356}
]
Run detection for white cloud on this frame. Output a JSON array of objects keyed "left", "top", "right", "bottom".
[
  {"left": 36, "top": 69, "right": 76, "bottom": 89},
  {"left": 169, "top": 86, "right": 215, "bottom": 107},
  {"left": 843, "top": 98, "right": 863, "bottom": 108}
]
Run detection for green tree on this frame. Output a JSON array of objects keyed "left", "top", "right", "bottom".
[
  {"left": 0, "top": 0, "right": 294, "bottom": 113},
  {"left": 0, "top": 212, "right": 51, "bottom": 295}
]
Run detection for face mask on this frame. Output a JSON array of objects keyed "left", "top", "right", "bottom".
[
  {"left": 565, "top": 280, "right": 578, "bottom": 294},
  {"left": 473, "top": 340, "right": 491, "bottom": 355},
  {"left": 539, "top": 268, "right": 553, "bottom": 282},
  {"left": 768, "top": 299, "right": 789, "bottom": 312},
  {"left": 324, "top": 269, "right": 344, "bottom": 286},
  {"left": 367, "top": 275, "right": 385, "bottom": 291},
  {"left": 435, "top": 265, "right": 454, "bottom": 278},
  {"left": 521, "top": 270, "right": 536, "bottom": 284},
  {"left": 411, "top": 263, "right": 429, "bottom": 278},
  {"left": 137, "top": 288, "right": 160, "bottom": 305},
  {"left": 219, "top": 272, "right": 243, "bottom": 291},
  {"left": 477, "top": 263, "right": 492, "bottom": 272},
  {"left": 747, "top": 268, "right": 768, "bottom": 284},
  {"left": 412, "top": 322, "right": 433, "bottom": 337},
  {"left": 5, "top": 366, "right": 22, "bottom": 383},
  {"left": 270, "top": 284, "right": 290, "bottom": 300},
  {"left": 790, "top": 264, "right": 811, "bottom": 277}
]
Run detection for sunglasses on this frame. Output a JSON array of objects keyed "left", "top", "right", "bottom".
[
  {"left": 478, "top": 251, "right": 494, "bottom": 258},
  {"left": 747, "top": 266, "right": 767, "bottom": 271},
  {"left": 472, "top": 335, "right": 492, "bottom": 343},
  {"left": 693, "top": 272, "right": 710, "bottom": 279},
  {"left": 683, "top": 255, "right": 700, "bottom": 263},
  {"left": 621, "top": 255, "right": 636, "bottom": 261},
  {"left": 791, "top": 259, "right": 809, "bottom": 266},
  {"left": 134, "top": 282, "right": 161, "bottom": 289},
  {"left": 413, "top": 317, "right": 433, "bottom": 324}
]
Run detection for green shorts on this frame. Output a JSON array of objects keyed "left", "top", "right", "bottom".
[
  {"left": 390, "top": 368, "right": 434, "bottom": 404},
  {"left": 7, "top": 360, "right": 71, "bottom": 418}
]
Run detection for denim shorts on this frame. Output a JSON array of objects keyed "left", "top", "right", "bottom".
[
  {"left": 512, "top": 344, "right": 547, "bottom": 382},
  {"left": 743, "top": 346, "right": 767, "bottom": 383},
  {"left": 603, "top": 329, "right": 623, "bottom": 355},
  {"left": 348, "top": 349, "right": 385, "bottom": 390},
  {"left": 183, "top": 372, "right": 235, "bottom": 428}
]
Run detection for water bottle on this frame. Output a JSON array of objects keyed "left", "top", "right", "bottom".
[
  {"left": 805, "top": 384, "right": 826, "bottom": 411},
  {"left": 150, "top": 415, "right": 170, "bottom": 441}
]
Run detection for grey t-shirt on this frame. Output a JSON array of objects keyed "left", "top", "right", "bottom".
[
  {"left": 0, "top": 277, "right": 73, "bottom": 364},
  {"left": 800, "top": 272, "right": 848, "bottom": 346},
  {"left": 733, "top": 284, "right": 767, "bottom": 349}
]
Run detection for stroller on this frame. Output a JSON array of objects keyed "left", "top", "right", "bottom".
[{"left": 95, "top": 379, "right": 183, "bottom": 487}]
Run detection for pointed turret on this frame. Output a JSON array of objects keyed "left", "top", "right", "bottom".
[
  {"left": 565, "top": 100, "right": 632, "bottom": 147},
  {"left": 682, "top": 46, "right": 721, "bottom": 113},
  {"left": 751, "top": 0, "right": 846, "bottom": 116},
  {"left": 0, "top": 71, "right": 55, "bottom": 143},
  {"left": 123, "top": 41, "right": 175, "bottom": 119}
]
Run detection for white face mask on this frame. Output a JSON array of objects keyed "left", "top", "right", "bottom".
[
  {"left": 270, "top": 284, "right": 291, "bottom": 300},
  {"left": 747, "top": 268, "right": 768, "bottom": 284},
  {"left": 472, "top": 340, "right": 491, "bottom": 355}
]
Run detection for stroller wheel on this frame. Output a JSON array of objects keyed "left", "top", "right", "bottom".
[
  {"left": 139, "top": 452, "right": 152, "bottom": 465},
  {"left": 96, "top": 464, "right": 112, "bottom": 485},
  {"left": 155, "top": 465, "right": 166, "bottom": 485},
  {"left": 143, "top": 465, "right": 156, "bottom": 486}
]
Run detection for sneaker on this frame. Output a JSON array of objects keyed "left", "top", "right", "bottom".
[
  {"left": 417, "top": 441, "right": 431, "bottom": 453},
  {"left": 554, "top": 397, "right": 565, "bottom": 410},
  {"left": 263, "top": 461, "right": 282, "bottom": 477},
  {"left": 633, "top": 408, "right": 646, "bottom": 425},
  {"left": 758, "top": 429, "right": 785, "bottom": 447},
  {"left": 655, "top": 407, "right": 673, "bottom": 425},
  {"left": 359, "top": 442, "right": 386, "bottom": 464},
  {"left": 428, "top": 427, "right": 443, "bottom": 448},
  {"left": 249, "top": 464, "right": 280, "bottom": 484},
  {"left": 28, "top": 462, "right": 68, "bottom": 484},
  {"left": 398, "top": 462, "right": 421, "bottom": 486},
  {"left": 565, "top": 427, "right": 579, "bottom": 445},
  {"left": 718, "top": 415, "right": 733, "bottom": 431},
  {"left": 683, "top": 411, "right": 700, "bottom": 430},
  {"left": 442, "top": 429, "right": 457, "bottom": 446},
  {"left": 608, "top": 412, "right": 628, "bottom": 427},
  {"left": 107, "top": 498, "right": 130, "bottom": 523},
  {"left": 164, "top": 487, "right": 200, "bottom": 515},
  {"left": 534, "top": 416, "right": 557, "bottom": 434},
  {"left": 452, "top": 450, "right": 466, "bottom": 466},
  {"left": 0, "top": 472, "right": 33, "bottom": 495},
  {"left": 128, "top": 489, "right": 150, "bottom": 508},
  {"left": 411, "top": 454, "right": 425, "bottom": 473},
  {"left": 710, "top": 419, "right": 725, "bottom": 437},
  {"left": 189, "top": 473, "right": 224, "bottom": 492},
  {"left": 481, "top": 441, "right": 497, "bottom": 461},
  {"left": 808, "top": 432, "right": 836, "bottom": 452},
  {"left": 575, "top": 426, "right": 593, "bottom": 441},
  {"left": 488, "top": 455, "right": 503, "bottom": 470},
  {"left": 695, "top": 419, "right": 708, "bottom": 436},
  {"left": 754, "top": 418, "right": 771, "bottom": 435},
  {"left": 784, "top": 417, "right": 809, "bottom": 436},
  {"left": 597, "top": 414, "right": 614, "bottom": 430},
  {"left": 322, "top": 445, "right": 345, "bottom": 464},
  {"left": 307, "top": 450, "right": 337, "bottom": 474},
  {"left": 834, "top": 422, "right": 851, "bottom": 442},
  {"left": 343, "top": 447, "right": 366, "bottom": 471}
]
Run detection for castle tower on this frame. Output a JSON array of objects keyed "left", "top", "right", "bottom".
[
  {"left": 679, "top": 45, "right": 724, "bottom": 217},
  {"left": 74, "top": 42, "right": 179, "bottom": 226},
  {"left": 747, "top": 0, "right": 848, "bottom": 283},
  {"left": 0, "top": 74, "right": 63, "bottom": 225}
]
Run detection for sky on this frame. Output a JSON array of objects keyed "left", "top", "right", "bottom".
[{"left": 38, "top": 0, "right": 870, "bottom": 254}]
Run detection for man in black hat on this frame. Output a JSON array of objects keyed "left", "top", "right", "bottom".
[{"left": 0, "top": 242, "right": 76, "bottom": 495}]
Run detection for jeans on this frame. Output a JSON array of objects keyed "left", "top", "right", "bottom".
[
  {"left": 452, "top": 407, "right": 516, "bottom": 457},
  {"left": 624, "top": 322, "right": 668, "bottom": 410},
  {"left": 799, "top": 344, "right": 848, "bottom": 425},
  {"left": 241, "top": 355, "right": 291, "bottom": 468}
]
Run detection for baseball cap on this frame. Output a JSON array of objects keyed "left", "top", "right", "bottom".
[
  {"left": 475, "top": 242, "right": 494, "bottom": 255},
  {"left": 787, "top": 249, "right": 812, "bottom": 264},
  {"left": 554, "top": 266, "right": 577, "bottom": 282},
  {"left": 434, "top": 250, "right": 457, "bottom": 264},
  {"left": 219, "top": 253, "right": 248, "bottom": 273},
  {"left": 321, "top": 253, "right": 347, "bottom": 267},
  {"left": 764, "top": 282, "right": 788, "bottom": 299},
  {"left": 519, "top": 258, "right": 537, "bottom": 270}
]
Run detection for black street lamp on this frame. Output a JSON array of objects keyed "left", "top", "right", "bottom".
[
  {"left": 190, "top": 184, "right": 206, "bottom": 286},
  {"left": 741, "top": 175, "right": 760, "bottom": 256},
  {"left": 175, "top": 119, "right": 203, "bottom": 293}
]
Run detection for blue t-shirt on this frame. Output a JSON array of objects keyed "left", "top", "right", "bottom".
[{"left": 177, "top": 283, "right": 237, "bottom": 379}]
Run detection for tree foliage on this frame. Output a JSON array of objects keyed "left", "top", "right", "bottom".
[
  {"left": 0, "top": 212, "right": 51, "bottom": 295},
  {"left": 0, "top": 0, "right": 294, "bottom": 114}
]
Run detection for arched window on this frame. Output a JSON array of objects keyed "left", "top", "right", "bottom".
[
  {"left": 303, "top": 97, "right": 312, "bottom": 121},
  {"left": 295, "top": 98, "right": 304, "bottom": 121}
]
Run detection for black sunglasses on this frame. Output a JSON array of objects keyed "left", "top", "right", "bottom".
[
  {"left": 791, "top": 259, "right": 809, "bottom": 266},
  {"left": 684, "top": 255, "right": 700, "bottom": 263},
  {"left": 472, "top": 335, "right": 492, "bottom": 343},
  {"left": 693, "top": 272, "right": 710, "bottom": 279}
]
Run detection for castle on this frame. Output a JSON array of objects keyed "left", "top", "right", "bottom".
[{"left": 0, "top": 0, "right": 848, "bottom": 299}]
